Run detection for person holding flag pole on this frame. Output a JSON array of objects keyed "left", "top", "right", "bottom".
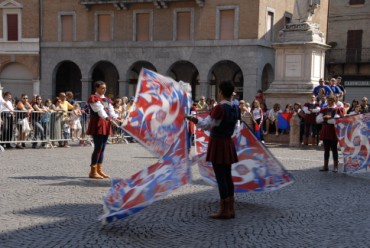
[
  {"left": 186, "top": 80, "right": 239, "bottom": 219},
  {"left": 86, "top": 81, "right": 121, "bottom": 179}
]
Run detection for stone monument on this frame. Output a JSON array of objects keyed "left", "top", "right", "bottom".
[{"left": 265, "top": 0, "right": 329, "bottom": 108}]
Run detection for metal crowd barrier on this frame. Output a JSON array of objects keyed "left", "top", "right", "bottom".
[
  {"left": 0, "top": 110, "right": 94, "bottom": 151},
  {"left": 0, "top": 108, "right": 134, "bottom": 151}
]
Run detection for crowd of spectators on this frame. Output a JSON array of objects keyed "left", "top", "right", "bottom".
[
  {"left": 0, "top": 91, "right": 137, "bottom": 149},
  {"left": 1, "top": 76, "right": 369, "bottom": 150}
]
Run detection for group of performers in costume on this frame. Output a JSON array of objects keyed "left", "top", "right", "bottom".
[{"left": 87, "top": 78, "right": 345, "bottom": 220}]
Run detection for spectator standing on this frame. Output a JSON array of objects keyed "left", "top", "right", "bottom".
[
  {"left": 313, "top": 78, "right": 332, "bottom": 97},
  {"left": 336, "top": 76, "right": 346, "bottom": 101},
  {"left": 16, "top": 94, "right": 33, "bottom": 149},
  {"left": 196, "top": 96, "right": 208, "bottom": 112},
  {"left": 264, "top": 103, "right": 281, "bottom": 136},
  {"left": 348, "top": 99, "right": 359, "bottom": 113},
  {"left": 58, "top": 92, "right": 73, "bottom": 147},
  {"left": 254, "top": 89, "right": 266, "bottom": 105},
  {"left": 87, "top": 81, "right": 121, "bottom": 179},
  {"left": 31, "top": 95, "right": 49, "bottom": 148},
  {"left": 317, "top": 95, "right": 344, "bottom": 172},
  {"left": 251, "top": 99, "right": 264, "bottom": 143},
  {"left": 66, "top": 91, "right": 75, "bottom": 105},
  {"left": 360, "top": 97, "right": 370, "bottom": 113},
  {"left": 302, "top": 95, "right": 320, "bottom": 146},
  {"left": 70, "top": 102, "right": 82, "bottom": 142},
  {"left": 239, "top": 100, "right": 254, "bottom": 131},
  {"left": 231, "top": 92, "right": 239, "bottom": 106},
  {"left": 328, "top": 78, "right": 343, "bottom": 98},
  {"left": 293, "top": 102, "right": 305, "bottom": 144},
  {"left": 49, "top": 97, "right": 64, "bottom": 148},
  {"left": 348, "top": 105, "right": 361, "bottom": 115},
  {"left": 0, "top": 92, "right": 14, "bottom": 149}
]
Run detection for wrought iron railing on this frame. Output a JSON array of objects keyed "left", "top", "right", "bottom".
[
  {"left": 79, "top": 0, "right": 205, "bottom": 10},
  {"left": 326, "top": 48, "right": 370, "bottom": 63}
]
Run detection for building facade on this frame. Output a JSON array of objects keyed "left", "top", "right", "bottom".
[
  {"left": 0, "top": 0, "right": 39, "bottom": 99},
  {"left": 326, "top": 0, "right": 370, "bottom": 101},
  {"left": 40, "top": 0, "right": 304, "bottom": 102}
]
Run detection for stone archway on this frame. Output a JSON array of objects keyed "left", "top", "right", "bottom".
[
  {"left": 127, "top": 61, "right": 156, "bottom": 98},
  {"left": 209, "top": 60, "right": 244, "bottom": 101},
  {"left": 90, "top": 61, "right": 119, "bottom": 99},
  {"left": 167, "top": 60, "right": 199, "bottom": 101},
  {"left": 261, "top": 63, "right": 274, "bottom": 92},
  {"left": 54, "top": 61, "right": 82, "bottom": 100},
  {"left": 0, "top": 62, "right": 34, "bottom": 99}
]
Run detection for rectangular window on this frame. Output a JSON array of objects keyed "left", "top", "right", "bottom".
[
  {"left": 61, "top": 15, "right": 73, "bottom": 42},
  {"left": 7, "top": 14, "right": 18, "bottom": 41},
  {"left": 176, "top": 12, "right": 191, "bottom": 41},
  {"left": 349, "top": 0, "right": 365, "bottom": 5},
  {"left": 98, "top": 14, "right": 111, "bottom": 41},
  {"left": 346, "top": 30, "right": 363, "bottom": 62},
  {"left": 220, "top": 9, "right": 234, "bottom": 40},
  {"left": 266, "top": 11, "right": 274, "bottom": 41},
  {"left": 136, "top": 13, "right": 150, "bottom": 41}
]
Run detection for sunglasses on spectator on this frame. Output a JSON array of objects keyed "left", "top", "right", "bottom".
[{"left": 23, "top": 97, "right": 28, "bottom": 99}]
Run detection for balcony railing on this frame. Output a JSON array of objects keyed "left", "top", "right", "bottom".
[
  {"left": 79, "top": 0, "right": 205, "bottom": 10},
  {"left": 326, "top": 48, "right": 370, "bottom": 64}
]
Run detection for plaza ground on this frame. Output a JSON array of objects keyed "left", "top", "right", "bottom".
[{"left": 1, "top": 143, "right": 370, "bottom": 248}]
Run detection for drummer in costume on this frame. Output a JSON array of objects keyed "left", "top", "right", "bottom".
[
  {"left": 87, "top": 81, "right": 121, "bottom": 179},
  {"left": 187, "top": 80, "right": 239, "bottom": 219},
  {"left": 317, "top": 94, "right": 344, "bottom": 172}
]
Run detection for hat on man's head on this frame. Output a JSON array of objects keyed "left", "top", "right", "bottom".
[
  {"left": 129, "top": 96, "right": 135, "bottom": 101},
  {"left": 319, "top": 78, "right": 324, "bottom": 82},
  {"left": 232, "top": 92, "right": 237, "bottom": 96}
]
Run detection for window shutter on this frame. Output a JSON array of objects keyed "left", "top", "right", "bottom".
[
  {"left": 177, "top": 12, "right": 191, "bottom": 41},
  {"left": 136, "top": 13, "right": 150, "bottom": 41},
  {"left": 7, "top": 14, "right": 18, "bottom": 41}
]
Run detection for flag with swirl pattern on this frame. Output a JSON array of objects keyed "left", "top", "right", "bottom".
[
  {"left": 335, "top": 113, "right": 370, "bottom": 173},
  {"left": 193, "top": 112, "right": 294, "bottom": 192},
  {"left": 100, "top": 68, "right": 191, "bottom": 223}
]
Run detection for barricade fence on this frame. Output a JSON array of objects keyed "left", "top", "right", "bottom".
[{"left": 0, "top": 109, "right": 131, "bottom": 150}]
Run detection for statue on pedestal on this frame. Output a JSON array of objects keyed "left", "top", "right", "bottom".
[{"left": 294, "top": 0, "right": 320, "bottom": 23}]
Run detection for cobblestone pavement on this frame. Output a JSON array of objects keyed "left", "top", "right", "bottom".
[{"left": 1, "top": 142, "right": 370, "bottom": 248}]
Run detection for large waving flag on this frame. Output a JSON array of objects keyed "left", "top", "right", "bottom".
[
  {"left": 335, "top": 113, "right": 370, "bottom": 173},
  {"left": 101, "top": 69, "right": 191, "bottom": 223},
  {"left": 278, "top": 112, "right": 293, "bottom": 130},
  {"left": 194, "top": 112, "right": 294, "bottom": 192}
]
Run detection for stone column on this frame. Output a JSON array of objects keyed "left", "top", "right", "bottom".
[
  {"left": 265, "top": 22, "right": 330, "bottom": 108},
  {"left": 0, "top": 82, "right": 3, "bottom": 97},
  {"left": 198, "top": 80, "right": 208, "bottom": 99},
  {"left": 119, "top": 80, "right": 128, "bottom": 97},
  {"left": 33, "top": 80, "right": 40, "bottom": 96},
  {"left": 81, "top": 78, "right": 90, "bottom": 101}
]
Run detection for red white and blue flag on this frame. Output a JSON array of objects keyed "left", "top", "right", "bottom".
[
  {"left": 335, "top": 113, "right": 370, "bottom": 173},
  {"left": 101, "top": 69, "right": 191, "bottom": 223},
  {"left": 277, "top": 112, "right": 293, "bottom": 130},
  {"left": 194, "top": 112, "right": 294, "bottom": 192}
]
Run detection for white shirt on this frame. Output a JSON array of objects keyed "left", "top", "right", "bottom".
[
  {"left": 89, "top": 94, "right": 118, "bottom": 120},
  {"left": 0, "top": 98, "right": 14, "bottom": 112}
]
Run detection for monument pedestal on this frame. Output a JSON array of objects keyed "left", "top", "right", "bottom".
[{"left": 265, "top": 22, "right": 330, "bottom": 107}]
